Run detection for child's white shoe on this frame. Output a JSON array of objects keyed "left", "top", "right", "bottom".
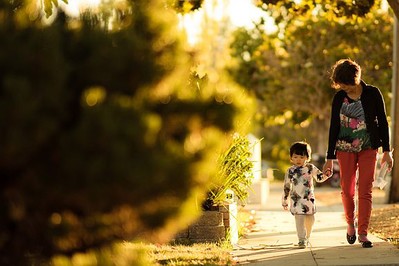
[{"left": 298, "top": 240, "right": 306, "bottom": 249}]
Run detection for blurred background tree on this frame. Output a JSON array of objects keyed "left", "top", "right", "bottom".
[
  {"left": 0, "top": 0, "right": 254, "bottom": 263},
  {"left": 257, "top": 0, "right": 399, "bottom": 19},
  {"left": 229, "top": 0, "right": 393, "bottom": 178}
]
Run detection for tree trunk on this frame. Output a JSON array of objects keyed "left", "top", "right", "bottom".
[
  {"left": 387, "top": 0, "right": 399, "bottom": 19},
  {"left": 389, "top": 16, "right": 399, "bottom": 203}
]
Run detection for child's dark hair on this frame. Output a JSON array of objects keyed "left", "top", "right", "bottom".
[{"left": 290, "top": 141, "right": 311, "bottom": 158}]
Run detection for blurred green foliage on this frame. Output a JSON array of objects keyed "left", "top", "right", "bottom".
[
  {"left": 172, "top": 0, "right": 204, "bottom": 13},
  {"left": 257, "top": 0, "right": 376, "bottom": 18},
  {"left": 42, "top": 0, "right": 68, "bottom": 17},
  {"left": 258, "top": 0, "right": 397, "bottom": 19},
  {"left": 0, "top": 0, "right": 252, "bottom": 263}
]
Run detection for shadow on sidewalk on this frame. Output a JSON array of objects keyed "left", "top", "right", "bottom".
[
  {"left": 234, "top": 242, "right": 399, "bottom": 266},
  {"left": 233, "top": 181, "right": 399, "bottom": 265},
  {"left": 243, "top": 224, "right": 347, "bottom": 240}
]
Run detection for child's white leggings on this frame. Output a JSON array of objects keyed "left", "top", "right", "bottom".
[{"left": 295, "top": 214, "right": 315, "bottom": 241}]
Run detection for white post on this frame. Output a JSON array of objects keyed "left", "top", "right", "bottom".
[{"left": 247, "top": 134, "right": 269, "bottom": 207}]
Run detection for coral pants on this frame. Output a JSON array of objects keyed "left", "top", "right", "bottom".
[{"left": 336, "top": 149, "right": 377, "bottom": 235}]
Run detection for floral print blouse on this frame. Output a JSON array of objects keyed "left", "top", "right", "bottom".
[
  {"left": 336, "top": 97, "right": 371, "bottom": 152},
  {"left": 282, "top": 163, "right": 329, "bottom": 215}
]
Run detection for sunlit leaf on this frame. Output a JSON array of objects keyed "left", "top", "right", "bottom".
[{"left": 42, "top": 0, "right": 68, "bottom": 17}]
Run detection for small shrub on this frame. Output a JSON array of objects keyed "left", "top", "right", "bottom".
[{"left": 203, "top": 133, "right": 256, "bottom": 210}]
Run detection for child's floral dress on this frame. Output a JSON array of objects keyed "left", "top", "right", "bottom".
[{"left": 282, "top": 163, "right": 329, "bottom": 215}]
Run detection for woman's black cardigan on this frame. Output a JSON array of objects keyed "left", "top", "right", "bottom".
[{"left": 326, "top": 80, "right": 391, "bottom": 160}]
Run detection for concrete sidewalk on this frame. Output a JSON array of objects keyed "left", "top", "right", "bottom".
[{"left": 232, "top": 182, "right": 399, "bottom": 265}]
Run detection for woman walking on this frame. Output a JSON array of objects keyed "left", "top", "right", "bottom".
[{"left": 323, "top": 59, "right": 393, "bottom": 248}]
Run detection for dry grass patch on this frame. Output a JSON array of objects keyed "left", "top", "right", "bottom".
[
  {"left": 51, "top": 241, "right": 234, "bottom": 266},
  {"left": 369, "top": 204, "right": 399, "bottom": 248},
  {"left": 145, "top": 242, "right": 233, "bottom": 265},
  {"left": 50, "top": 207, "right": 257, "bottom": 265}
]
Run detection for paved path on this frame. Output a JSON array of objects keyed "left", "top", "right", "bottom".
[{"left": 232, "top": 181, "right": 399, "bottom": 265}]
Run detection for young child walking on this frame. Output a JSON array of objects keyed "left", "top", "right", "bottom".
[{"left": 282, "top": 141, "right": 331, "bottom": 248}]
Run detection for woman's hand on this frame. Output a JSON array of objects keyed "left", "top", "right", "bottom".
[
  {"left": 323, "top": 159, "right": 334, "bottom": 177},
  {"left": 381, "top": 150, "right": 394, "bottom": 171}
]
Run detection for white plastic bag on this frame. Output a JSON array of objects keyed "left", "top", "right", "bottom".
[{"left": 373, "top": 163, "right": 389, "bottom": 190}]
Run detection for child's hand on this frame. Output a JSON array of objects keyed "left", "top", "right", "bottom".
[{"left": 324, "top": 168, "right": 332, "bottom": 178}]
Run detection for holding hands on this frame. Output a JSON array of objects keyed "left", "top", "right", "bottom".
[{"left": 323, "top": 159, "right": 334, "bottom": 178}]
